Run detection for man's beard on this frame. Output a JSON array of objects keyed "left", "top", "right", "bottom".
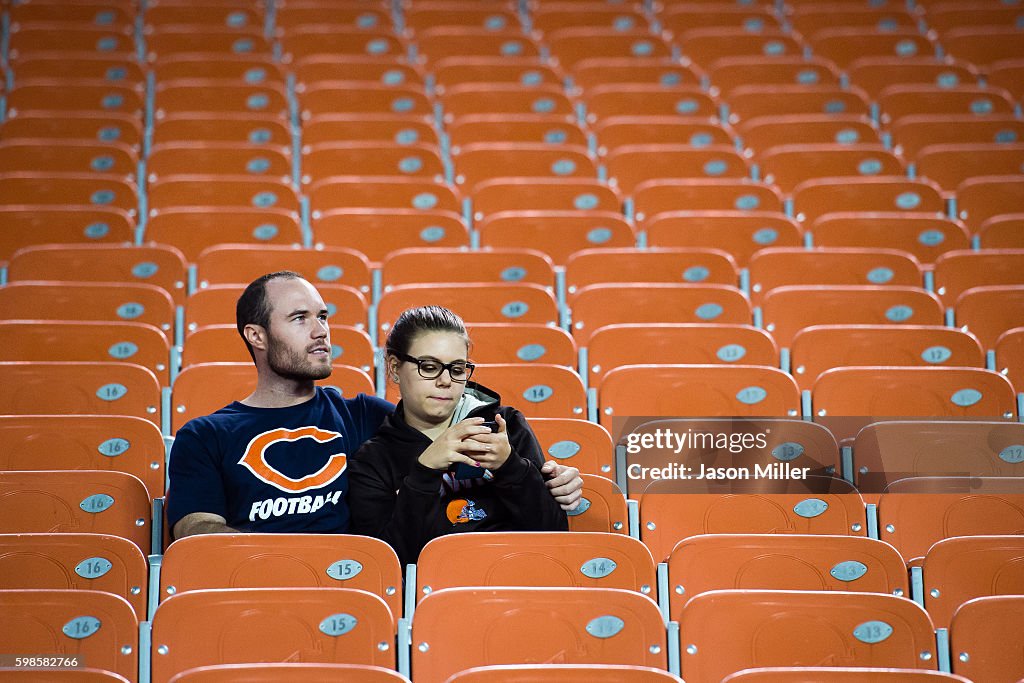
[{"left": 266, "top": 332, "right": 333, "bottom": 381}]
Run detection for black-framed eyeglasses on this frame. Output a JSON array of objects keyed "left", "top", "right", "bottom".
[{"left": 393, "top": 351, "right": 475, "bottom": 382}]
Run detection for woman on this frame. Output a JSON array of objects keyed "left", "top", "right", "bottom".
[{"left": 348, "top": 305, "right": 567, "bottom": 566}]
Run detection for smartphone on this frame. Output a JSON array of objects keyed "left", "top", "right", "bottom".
[{"left": 452, "top": 420, "right": 499, "bottom": 479}]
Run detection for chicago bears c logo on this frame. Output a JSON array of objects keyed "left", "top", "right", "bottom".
[{"left": 238, "top": 426, "right": 347, "bottom": 494}]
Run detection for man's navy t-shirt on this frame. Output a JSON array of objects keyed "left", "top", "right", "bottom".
[{"left": 166, "top": 388, "right": 393, "bottom": 535}]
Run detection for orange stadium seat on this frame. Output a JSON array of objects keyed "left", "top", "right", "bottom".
[
  {"left": 470, "top": 179, "right": 620, "bottom": 219},
  {"left": 737, "top": 115, "right": 880, "bottom": 153},
  {"left": 547, "top": 29, "right": 672, "bottom": 70},
  {"left": 988, "top": 59, "right": 1024, "bottom": 101},
  {"left": 381, "top": 248, "right": 554, "bottom": 289},
  {"left": 533, "top": 4, "right": 649, "bottom": 34},
  {"left": 280, "top": 28, "right": 407, "bottom": 62},
  {"left": 879, "top": 86, "right": 1017, "bottom": 127},
  {"left": 571, "top": 58, "right": 700, "bottom": 91},
  {"left": 721, "top": 668, "right": 969, "bottom": 682},
  {"left": 790, "top": 325, "right": 984, "bottom": 392},
  {"left": 412, "top": 587, "right": 666, "bottom": 683},
  {"left": 995, "top": 326, "right": 1024, "bottom": 392},
  {"left": 845, "top": 57, "right": 980, "bottom": 100},
  {"left": 0, "top": 533, "right": 149, "bottom": 620},
  {"left": 568, "top": 474, "right": 629, "bottom": 534},
  {"left": 954, "top": 285, "right": 1024, "bottom": 351},
  {"left": 477, "top": 211, "right": 635, "bottom": 266},
  {"left": 193, "top": 245, "right": 371, "bottom": 293},
  {"left": 6, "top": 82, "right": 144, "bottom": 117},
  {"left": 916, "top": 143, "right": 1024, "bottom": 195},
  {"left": 302, "top": 143, "right": 446, "bottom": 185},
  {"left": 153, "top": 82, "right": 289, "bottom": 119},
  {"left": 415, "top": 531, "right": 656, "bottom": 602},
  {"left": 725, "top": 86, "right": 871, "bottom": 125},
  {"left": 312, "top": 209, "right": 470, "bottom": 265},
  {"left": 452, "top": 143, "right": 597, "bottom": 191},
  {"left": 890, "top": 115, "right": 1024, "bottom": 159},
  {"left": 307, "top": 177, "right": 459, "bottom": 214},
  {"left": 0, "top": 111, "right": 141, "bottom": 151},
  {"left": 587, "top": 324, "right": 778, "bottom": 386},
  {"left": 529, "top": 418, "right": 615, "bottom": 477},
  {"left": 144, "top": 207, "right": 303, "bottom": 262},
  {"left": 582, "top": 85, "right": 718, "bottom": 122},
  {"left": 298, "top": 84, "right": 432, "bottom": 119},
  {"left": 8, "top": 24, "right": 135, "bottom": 59},
  {"left": 8, "top": 0, "right": 135, "bottom": 28},
  {"left": 167, "top": 663, "right": 408, "bottom": 683},
  {"left": 706, "top": 57, "right": 841, "bottom": 98},
  {"left": 643, "top": 211, "right": 803, "bottom": 267},
  {"left": 151, "top": 588, "right": 395, "bottom": 683},
  {"left": 144, "top": 28, "right": 272, "bottom": 63},
  {"left": 949, "top": 595, "right": 1024, "bottom": 683},
  {"left": 273, "top": 1, "right": 391, "bottom": 33},
  {"left": 405, "top": 3, "right": 519, "bottom": 32},
  {"left": 159, "top": 533, "right": 402, "bottom": 619},
  {"left": 565, "top": 247, "right": 738, "bottom": 295},
  {"left": 184, "top": 284, "right": 368, "bottom": 334},
  {"left": 666, "top": 534, "right": 909, "bottom": 621},
  {"left": 809, "top": 29, "right": 937, "bottom": 69},
  {"left": 444, "top": 664, "right": 679, "bottom": 683},
  {"left": 0, "top": 172, "right": 138, "bottom": 215},
  {"left": 461, "top": 324, "right": 575, "bottom": 367},
  {"left": 302, "top": 115, "right": 439, "bottom": 148},
  {"left": 924, "top": 4, "right": 1024, "bottom": 33},
  {"left": 152, "top": 114, "right": 291, "bottom": 148},
  {"left": 761, "top": 285, "right": 944, "bottom": 349},
  {"left": 631, "top": 180, "right": 783, "bottom": 222},
  {"left": 758, "top": 145, "right": 906, "bottom": 195},
  {"left": 459, "top": 364, "right": 587, "bottom": 419},
  {"left": 433, "top": 58, "right": 562, "bottom": 91},
  {"left": 605, "top": 145, "right": 750, "bottom": 195},
  {"left": 415, "top": 27, "right": 539, "bottom": 62},
  {"left": 675, "top": 28, "right": 804, "bottom": 69},
  {"left": 978, "top": 215, "right": 1024, "bottom": 248},
  {"left": 661, "top": 4, "right": 781, "bottom": 35},
  {"left": 144, "top": 2, "right": 263, "bottom": 30},
  {"left": 942, "top": 27, "right": 1024, "bottom": 74},
  {"left": 146, "top": 142, "right": 292, "bottom": 183},
  {"left": 447, "top": 115, "right": 587, "bottom": 149},
  {"left": 440, "top": 84, "right": 574, "bottom": 120},
  {"left": 0, "top": 589, "right": 138, "bottom": 682},
  {"left": 0, "top": 470, "right": 152, "bottom": 552},
  {"left": 150, "top": 55, "right": 286, "bottom": 87},
  {"left": 953, "top": 176, "right": 1024, "bottom": 235},
  {"left": 9, "top": 53, "right": 145, "bottom": 84},
  {"left": 810, "top": 214, "right": 970, "bottom": 266},
  {"left": 791, "top": 176, "right": 945, "bottom": 227},
  {"left": 592, "top": 117, "right": 733, "bottom": 155},
  {"left": 182, "top": 324, "right": 374, "bottom": 374},
  {"left": 789, "top": 4, "right": 918, "bottom": 35},
  {"left": 290, "top": 56, "right": 422, "bottom": 90},
  {"left": 569, "top": 283, "right": 751, "bottom": 344},
  {"left": 934, "top": 249, "right": 1024, "bottom": 307},
  {"left": 147, "top": 176, "right": 299, "bottom": 213},
  {"left": 678, "top": 590, "right": 937, "bottom": 683}
]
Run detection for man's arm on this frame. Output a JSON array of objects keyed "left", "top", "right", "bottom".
[
  {"left": 540, "top": 461, "right": 583, "bottom": 510},
  {"left": 173, "top": 512, "right": 241, "bottom": 539}
]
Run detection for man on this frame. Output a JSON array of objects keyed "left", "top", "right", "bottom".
[{"left": 167, "top": 271, "right": 583, "bottom": 540}]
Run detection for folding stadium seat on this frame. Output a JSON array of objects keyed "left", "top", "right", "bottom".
[
  {"left": 598, "top": 365, "right": 801, "bottom": 429},
  {"left": 7, "top": 25, "right": 136, "bottom": 60},
  {"left": 761, "top": 285, "right": 944, "bottom": 349},
  {"left": 605, "top": 146, "right": 751, "bottom": 195},
  {"left": 811, "top": 367, "right": 1016, "bottom": 422},
  {"left": 166, "top": 663, "right": 409, "bottom": 683},
  {"left": 299, "top": 84, "right": 432, "bottom": 119},
  {"left": 722, "top": 669, "right": 970, "bottom": 682},
  {"left": 851, "top": 420, "right": 1024, "bottom": 498},
  {"left": 942, "top": 27, "right": 1024, "bottom": 74},
  {"left": 954, "top": 285, "right": 1024, "bottom": 352},
  {"left": 810, "top": 214, "right": 971, "bottom": 266},
  {"left": 193, "top": 244, "right": 371, "bottom": 293},
  {"left": 950, "top": 595, "right": 1024, "bottom": 683},
  {"left": 791, "top": 176, "right": 945, "bottom": 226},
  {"left": 0, "top": 139, "right": 136, "bottom": 181},
  {"left": 638, "top": 476, "right": 868, "bottom": 563},
  {"left": 878, "top": 476, "right": 1024, "bottom": 565},
  {"left": 586, "top": 324, "right": 778, "bottom": 387},
  {"left": 151, "top": 55, "right": 287, "bottom": 87},
  {"left": 953, "top": 175, "right": 1024, "bottom": 234},
  {"left": 144, "top": 28, "right": 272, "bottom": 63},
  {"left": 185, "top": 285, "right": 368, "bottom": 335},
  {"left": 675, "top": 29, "right": 805, "bottom": 70},
  {"left": 892, "top": 115, "right": 1024, "bottom": 161},
  {"left": 546, "top": 29, "right": 672, "bottom": 71},
  {"left": 412, "top": 587, "right": 666, "bottom": 683},
  {"left": 470, "top": 179, "right": 620, "bottom": 220},
  {"left": 463, "top": 364, "right": 588, "bottom": 419},
  {"left": 592, "top": 118, "right": 734, "bottom": 156},
  {"left": 280, "top": 28, "right": 407, "bottom": 62},
  {"left": 8, "top": 53, "right": 145, "bottom": 85},
  {"left": 302, "top": 115, "right": 439, "bottom": 148},
  {"left": 144, "top": 207, "right": 303, "bottom": 262},
  {"left": 0, "top": 413, "right": 166, "bottom": 499},
  {"left": 532, "top": 4, "right": 649, "bottom": 34},
  {"left": 995, "top": 327, "right": 1024, "bottom": 393},
  {"left": 307, "top": 177, "right": 460, "bottom": 214},
  {"left": 291, "top": 57, "right": 423, "bottom": 89},
  {"left": 152, "top": 112, "right": 292, "bottom": 148},
  {"left": 846, "top": 57, "right": 981, "bottom": 101},
  {"left": 302, "top": 143, "right": 446, "bottom": 186},
  {"left": 924, "top": 3, "right": 1024, "bottom": 33},
  {"left": 0, "top": 173, "right": 138, "bottom": 217},
  {"left": 183, "top": 324, "right": 375, "bottom": 375},
  {"left": 6, "top": 82, "right": 145, "bottom": 117},
  {"left": 666, "top": 534, "right": 909, "bottom": 621},
  {"left": 0, "top": 533, "right": 149, "bottom": 620},
  {"left": 916, "top": 143, "right": 1024, "bottom": 195},
  {"left": 788, "top": 4, "right": 919, "bottom": 35},
  {"left": 565, "top": 247, "right": 738, "bottom": 295},
  {"left": 791, "top": 325, "right": 984, "bottom": 392},
  {"left": 146, "top": 142, "right": 292, "bottom": 183},
  {"left": 737, "top": 115, "right": 880, "bottom": 153},
  {"left": 0, "top": 470, "right": 152, "bottom": 552},
  {"left": 143, "top": 1, "right": 263, "bottom": 30},
  {"left": 405, "top": 3, "right": 519, "bottom": 33},
  {"left": 529, "top": 418, "right": 615, "bottom": 477},
  {"left": 569, "top": 474, "right": 628, "bottom": 534},
  {"left": 749, "top": 247, "right": 923, "bottom": 307},
  {"left": 147, "top": 176, "right": 301, "bottom": 213},
  {"left": 725, "top": 86, "right": 871, "bottom": 125},
  {"left": 0, "top": 112, "right": 143, "bottom": 150},
  {"left": 440, "top": 84, "right": 575, "bottom": 120},
  {"left": 1, "top": 668, "right": 133, "bottom": 681},
  {"left": 569, "top": 283, "right": 751, "bottom": 344},
  {"left": 151, "top": 588, "right": 395, "bottom": 683},
  {"left": 643, "top": 211, "right": 803, "bottom": 267},
  {"left": 809, "top": 29, "right": 937, "bottom": 70},
  {"left": 0, "top": 589, "right": 138, "bottom": 681},
  {"left": 416, "top": 532, "right": 656, "bottom": 602},
  {"left": 988, "top": 59, "right": 1024, "bottom": 102},
  {"left": 8, "top": 0, "right": 135, "bottom": 29},
  {"left": 631, "top": 179, "right": 783, "bottom": 222},
  {"left": 476, "top": 211, "right": 635, "bottom": 266},
  {"left": 758, "top": 145, "right": 906, "bottom": 195},
  {"left": 581, "top": 85, "right": 718, "bottom": 123},
  {"left": 921, "top": 535, "right": 1024, "bottom": 632},
  {"left": 380, "top": 247, "right": 555, "bottom": 289},
  {"left": 978, "top": 215, "right": 1024, "bottom": 248},
  {"left": 273, "top": 0, "right": 391, "bottom": 34},
  {"left": 462, "top": 324, "right": 576, "bottom": 368},
  {"left": 312, "top": 208, "right": 469, "bottom": 265},
  {"left": 570, "top": 58, "right": 700, "bottom": 91},
  {"left": 445, "top": 665, "right": 680, "bottom": 683},
  {"left": 677, "top": 590, "right": 938, "bottom": 683},
  {"left": 934, "top": 249, "right": 1024, "bottom": 307},
  {"left": 0, "top": 321, "right": 171, "bottom": 386},
  {"left": 171, "top": 363, "right": 374, "bottom": 433},
  {"left": 433, "top": 58, "right": 562, "bottom": 91},
  {"left": 153, "top": 82, "right": 289, "bottom": 119},
  {"left": 878, "top": 86, "right": 1017, "bottom": 126},
  {"left": 706, "top": 57, "right": 841, "bottom": 98},
  {"left": 0, "top": 281, "right": 175, "bottom": 343},
  {"left": 159, "top": 533, "right": 402, "bottom": 619},
  {"left": 415, "top": 27, "right": 541, "bottom": 62},
  {"left": 660, "top": 4, "right": 781, "bottom": 36},
  {"left": 452, "top": 144, "right": 598, "bottom": 192}
]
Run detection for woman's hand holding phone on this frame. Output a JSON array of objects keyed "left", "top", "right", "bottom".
[
  {"left": 462, "top": 413, "right": 512, "bottom": 470},
  {"left": 417, "top": 418, "right": 496, "bottom": 471}
]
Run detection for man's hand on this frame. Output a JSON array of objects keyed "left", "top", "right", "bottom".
[{"left": 540, "top": 461, "right": 583, "bottom": 511}]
